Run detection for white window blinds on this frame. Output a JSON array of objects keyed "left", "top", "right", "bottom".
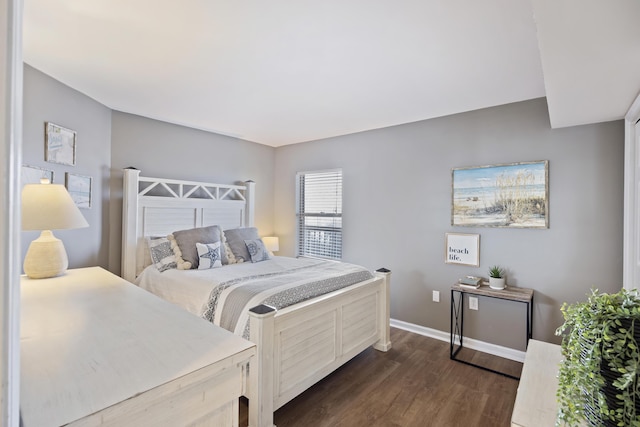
[{"left": 296, "top": 170, "right": 342, "bottom": 260}]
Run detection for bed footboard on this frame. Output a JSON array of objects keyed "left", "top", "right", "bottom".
[
  {"left": 373, "top": 268, "right": 392, "bottom": 351},
  {"left": 248, "top": 305, "right": 277, "bottom": 427},
  {"left": 247, "top": 269, "right": 391, "bottom": 427}
]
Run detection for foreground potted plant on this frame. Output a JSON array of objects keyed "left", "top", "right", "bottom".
[
  {"left": 555, "top": 288, "right": 640, "bottom": 427},
  {"left": 488, "top": 265, "right": 505, "bottom": 289}
]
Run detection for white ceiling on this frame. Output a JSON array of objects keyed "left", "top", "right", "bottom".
[{"left": 22, "top": 0, "right": 640, "bottom": 147}]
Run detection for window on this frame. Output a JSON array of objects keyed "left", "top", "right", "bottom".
[{"left": 296, "top": 169, "right": 342, "bottom": 260}]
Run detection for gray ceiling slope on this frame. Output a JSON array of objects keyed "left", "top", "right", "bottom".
[{"left": 23, "top": 0, "right": 640, "bottom": 147}]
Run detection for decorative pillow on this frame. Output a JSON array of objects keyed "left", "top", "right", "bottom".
[
  {"left": 196, "top": 242, "right": 223, "bottom": 269},
  {"left": 168, "top": 234, "right": 192, "bottom": 270},
  {"left": 224, "top": 227, "right": 260, "bottom": 262},
  {"left": 224, "top": 240, "right": 238, "bottom": 264},
  {"left": 244, "top": 239, "right": 271, "bottom": 263},
  {"left": 147, "top": 236, "right": 177, "bottom": 272},
  {"left": 218, "top": 227, "right": 231, "bottom": 265},
  {"left": 172, "top": 225, "right": 226, "bottom": 269}
]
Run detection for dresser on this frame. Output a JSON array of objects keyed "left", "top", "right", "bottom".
[
  {"left": 511, "top": 339, "right": 587, "bottom": 427},
  {"left": 20, "top": 267, "right": 255, "bottom": 427},
  {"left": 511, "top": 340, "right": 561, "bottom": 426}
]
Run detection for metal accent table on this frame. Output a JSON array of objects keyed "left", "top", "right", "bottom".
[{"left": 450, "top": 283, "right": 534, "bottom": 380}]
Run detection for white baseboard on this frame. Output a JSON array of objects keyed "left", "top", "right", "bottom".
[{"left": 390, "top": 318, "right": 526, "bottom": 363}]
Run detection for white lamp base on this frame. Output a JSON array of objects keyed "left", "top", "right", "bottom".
[{"left": 24, "top": 230, "right": 69, "bottom": 279}]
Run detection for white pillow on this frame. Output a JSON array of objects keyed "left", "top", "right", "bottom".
[{"left": 196, "top": 242, "right": 223, "bottom": 269}]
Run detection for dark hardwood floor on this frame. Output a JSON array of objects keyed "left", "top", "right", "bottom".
[{"left": 240, "top": 327, "right": 521, "bottom": 427}]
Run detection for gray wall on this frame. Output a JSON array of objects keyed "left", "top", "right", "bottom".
[
  {"left": 21, "top": 66, "right": 625, "bottom": 350},
  {"left": 274, "top": 98, "right": 624, "bottom": 348},
  {"left": 22, "top": 65, "right": 112, "bottom": 270},
  {"left": 108, "top": 112, "right": 276, "bottom": 275}
]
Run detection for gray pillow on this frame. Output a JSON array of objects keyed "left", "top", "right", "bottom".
[
  {"left": 172, "top": 225, "right": 227, "bottom": 269},
  {"left": 224, "top": 227, "right": 260, "bottom": 262}
]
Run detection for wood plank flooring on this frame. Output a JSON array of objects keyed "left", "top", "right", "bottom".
[{"left": 240, "top": 327, "right": 521, "bottom": 427}]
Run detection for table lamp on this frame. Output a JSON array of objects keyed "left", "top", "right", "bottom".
[
  {"left": 22, "top": 180, "right": 89, "bottom": 279},
  {"left": 262, "top": 236, "right": 279, "bottom": 256}
]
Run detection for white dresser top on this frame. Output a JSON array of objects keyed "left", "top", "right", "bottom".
[
  {"left": 511, "top": 339, "right": 562, "bottom": 427},
  {"left": 20, "top": 267, "right": 255, "bottom": 427}
]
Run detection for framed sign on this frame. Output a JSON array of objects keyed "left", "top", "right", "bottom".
[
  {"left": 451, "top": 160, "right": 548, "bottom": 228},
  {"left": 45, "top": 122, "right": 76, "bottom": 166},
  {"left": 445, "top": 233, "right": 480, "bottom": 267}
]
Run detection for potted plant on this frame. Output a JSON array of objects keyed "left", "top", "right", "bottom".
[
  {"left": 555, "top": 288, "right": 640, "bottom": 427},
  {"left": 488, "top": 265, "right": 505, "bottom": 289}
]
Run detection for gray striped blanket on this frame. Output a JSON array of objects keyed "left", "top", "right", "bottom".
[{"left": 201, "top": 260, "right": 374, "bottom": 339}]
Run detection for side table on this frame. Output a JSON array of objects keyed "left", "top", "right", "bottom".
[{"left": 450, "top": 283, "right": 533, "bottom": 380}]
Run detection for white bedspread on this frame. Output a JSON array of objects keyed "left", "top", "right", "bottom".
[{"left": 136, "top": 256, "right": 374, "bottom": 338}]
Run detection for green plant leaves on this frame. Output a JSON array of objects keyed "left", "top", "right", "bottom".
[
  {"left": 556, "top": 288, "right": 640, "bottom": 426},
  {"left": 488, "top": 265, "right": 504, "bottom": 278}
]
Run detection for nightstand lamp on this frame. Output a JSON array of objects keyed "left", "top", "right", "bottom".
[
  {"left": 22, "top": 180, "right": 89, "bottom": 279},
  {"left": 262, "top": 236, "right": 279, "bottom": 256}
]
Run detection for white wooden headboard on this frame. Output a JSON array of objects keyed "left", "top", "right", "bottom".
[{"left": 121, "top": 169, "right": 255, "bottom": 282}]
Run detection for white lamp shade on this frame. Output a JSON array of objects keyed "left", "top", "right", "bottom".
[
  {"left": 22, "top": 183, "right": 89, "bottom": 231},
  {"left": 262, "top": 236, "right": 279, "bottom": 252}
]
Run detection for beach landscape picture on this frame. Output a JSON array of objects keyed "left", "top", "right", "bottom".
[{"left": 452, "top": 160, "right": 548, "bottom": 228}]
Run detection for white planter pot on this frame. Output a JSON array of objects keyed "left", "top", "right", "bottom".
[{"left": 489, "top": 277, "right": 506, "bottom": 290}]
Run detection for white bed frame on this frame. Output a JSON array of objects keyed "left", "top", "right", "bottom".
[{"left": 121, "top": 169, "right": 391, "bottom": 427}]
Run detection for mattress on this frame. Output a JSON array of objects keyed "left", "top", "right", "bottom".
[{"left": 136, "top": 256, "right": 374, "bottom": 338}]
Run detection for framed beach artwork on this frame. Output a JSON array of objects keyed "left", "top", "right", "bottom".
[
  {"left": 45, "top": 122, "right": 76, "bottom": 166},
  {"left": 65, "top": 173, "right": 92, "bottom": 209},
  {"left": 451, "top": 160, "right": 549, "bottom": 228}
]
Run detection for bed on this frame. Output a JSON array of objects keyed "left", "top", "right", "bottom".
[{"left": 121, "top": 169, "right": 391, "bottom": 427}]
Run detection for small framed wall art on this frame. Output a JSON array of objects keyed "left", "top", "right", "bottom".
[
  {"left": 45, "top": 122, "right": 76, "bottom": 166},
  {"left": 445, "top": 233, "right": 480, "bottom": 267},
  {"left": 65, "top": 172, "right": 92, "bottom": 209},
  {"left": 21, "top": 165, "right": 54, "bottom": 185}
]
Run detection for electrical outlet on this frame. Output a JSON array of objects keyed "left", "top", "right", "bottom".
[
  {"left": 469, "top": 296, "right": 478, "bottom": 310},
  {"left": 432, "top": 290, "right": 440, "bottom": 302}
]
